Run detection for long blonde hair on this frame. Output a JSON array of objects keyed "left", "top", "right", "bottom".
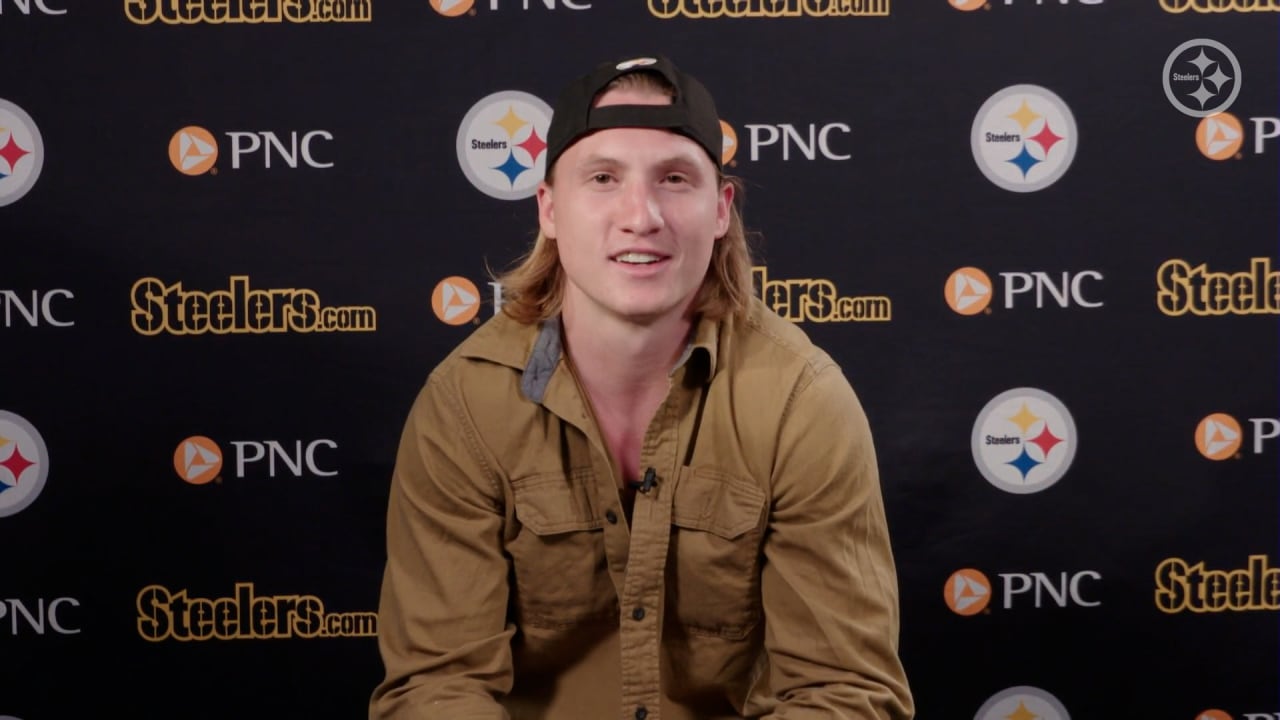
[{"left": 492, "top": 71, "right": 756, "bottom": 324}]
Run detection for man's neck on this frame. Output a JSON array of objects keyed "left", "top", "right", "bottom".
[{"left": 561, "top": 304, "right": 694, "bottom": 404}]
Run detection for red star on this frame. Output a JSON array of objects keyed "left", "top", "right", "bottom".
[
  {"left": 1028, "top": 425, "right": 1064, "bottom": 459},
  {"left": 0, "top": 445, "right": 35, "bottom": 485},
  {"left": 1029, "top": 121, "right": 1064, "bottom": 157},
  {"left": 0, "top": 133, "right": 31, "bottom": 174},
  {"left": 517, "top": 127, "right": 547, "bottom": 165}
]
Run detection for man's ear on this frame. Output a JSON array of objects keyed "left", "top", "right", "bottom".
[
  {"left": 715, "top": 179, "right": 734, "bottom": 239},
  {"left": 536, "top": 181, "right": 555, "bottom": 238}
]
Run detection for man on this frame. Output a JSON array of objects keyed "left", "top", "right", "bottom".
[{"left": 371, "top": 55, "right": 914, "bottom": 719}]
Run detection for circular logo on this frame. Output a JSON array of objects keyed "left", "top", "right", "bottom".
[
  {"left": 169, "top": 126, "right": 219, "bottom": 176},
  {"left": 0, "top": 410, "right": 50, "bottom": 518},
  {"left": 430, "top": 0, "right": 474, "bottom": 16},
  {"left": 0, "top": 98, "right": 44, "bottom": 207},
  {"left": 174, "top": 436, "right": 223, "bottom": 485},
  {"left": 617, "top": 57, "right": 658, "bottom": 71},
  {"left": 456, "top": 91, "right": 552, "bottom": 200},
  {"left": 951, "top": 0, "right": 986, "bottom": 10},
  {"left": 720, "top": 120, "right": 739, "bottom": 166},
  {"left": 432, "top": 276, "right": 481, "bottom": 325},
  {"left": 972, "top": 388, "right": 1077, "bottom": 494},
  {"left": 1197, "top": 711, "right": 1232, "bottom": 720},
  {"left": 975, "top": 686, "right": 1071, "bottom": 720},
  {"left": 944, "top": 568, "right": 992, "bottom": 616},
  {"left": 1195, "top": 413, "right": 1242, "bottom": 460},
  {"left": 1163, "top": 39, "right": 1242, "bottom": 118},
  {"left": 971, "top": 85, "right": 1077, "bottom": 193},
  {"left": 945, "top": 267, "right": 993, "bottom": 315},
  {"left": 1196, "top": 112, "right": 1243, "bottom": 161}
]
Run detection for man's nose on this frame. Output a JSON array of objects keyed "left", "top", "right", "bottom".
[{"left": 618, "top": 182, "right": 664, "bottom": 235}]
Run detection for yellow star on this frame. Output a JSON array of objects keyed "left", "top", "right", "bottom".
[
  {"left": 1007, "top": 99, "right": 1042, "bottom": 131},
  {"left": 0, "top": 435, "right": 9, "bottom": 447},
  {"left": 1007, "top": 402, "right": 1041, "bottom": 434},
  {"left": 1005, "top": 700, "right": 1041, "bottom": 720},
  {"left": 493, "top": 106, "right": 528, "bottom": 139}
]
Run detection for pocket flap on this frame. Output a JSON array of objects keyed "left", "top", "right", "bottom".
[
  {"left": 512, "top": 471, "right": 601, "bottom": 536},
  {"left": 671, "top": 467, "right": 765, "bottom": 540}
]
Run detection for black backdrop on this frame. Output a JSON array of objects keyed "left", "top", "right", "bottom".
[{"left": 3, "top": 2, "right": 1278, "bottom": 718}]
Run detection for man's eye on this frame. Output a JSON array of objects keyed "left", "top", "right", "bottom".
[
  {"left": 665, "top": 174, "right": 688, "bottom": 184},
  {"left": 591, "top": 173, "right": 613, "bottom": 183}
]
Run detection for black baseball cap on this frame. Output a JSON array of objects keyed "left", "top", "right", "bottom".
[{"left": 544, "top": 55, "right": 723, "bottom": 174}]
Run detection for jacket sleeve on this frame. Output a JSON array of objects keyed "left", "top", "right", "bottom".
[
  {"left": 369, "top": 373, "right": 515, "bottom": 720},
  {"left": 758, "top": 362, "right": 915, "bottom": 719}
]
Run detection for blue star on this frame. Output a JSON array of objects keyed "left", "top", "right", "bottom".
[
  {"left": 1006, "top": 143, "right": 1041, "bottom": 179},
  {"left": 492, "top": 150, "right": 531, "bottom": 187},
  {"left": 1005, "top": 447, "right": 1042, "bottom": 481},
  {"left": 0, "top": 170, "right": 8, "bottom": 180}
]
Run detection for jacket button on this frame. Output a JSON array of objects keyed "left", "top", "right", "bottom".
[
  {"left": 635, "top": 706, "right": 648, "bottom": 720},
  {"left": 632, "top": 606, "right": 645, "bottom": 621},
  {"left": 605, "top": 509, "right": 618, "bottom": 524}
]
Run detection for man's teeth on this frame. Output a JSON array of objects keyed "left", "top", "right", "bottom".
[{"left": 615, "top": 252, "right": 661, "bottom": 264}]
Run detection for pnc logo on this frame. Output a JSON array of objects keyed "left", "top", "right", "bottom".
[
  {"left": 173, "top": 436, "right": 339, "bottom": 482},
  {"left": 719, "top": 119, "right": 851, "bottom": 164},
  {"left": 167, "top": 126, "right": 334, "bottom": 175},
  {"left": 174, "top": 436, "right": 223, "bottom": 484},
  {"left": 971, "top": 388, "right": 1077, "bottom": 494},
  {"left": 0, "top": 98, "right": 44, "bottom": 207},
  {"left": 169, "top": 126, "right": 218, "bottom": 175},
  {"left": 1, "top": 289, "right": 73, "bottom": 328},
  {"left": 456, "top": 90, "right": 552, "bottom": 200},
  {"left": 432, "top": 276, "right": 481, "bottom": 325},
  {"left": 0, "top": 410, "right": 49, "bottom": 518},
  {"left": 431, "top": 0, "right": 474, "bottom": 14},
  {"left": 943, "top": 568, "right": 991, "bottom": 615},
  {"left": 952, "top": 0, "right": 1103, "bottom": 9},
  {"left": 719, "top": 120, "right": 738, "bottom": 165},
  {"left": 1197, "top": 112, "right": 1243, "bottom": 160},
  {"left": 0, "top": 0, "right": 66, "bottom": 15},
  {"left": 1163, "top": 39, "right": 1241, "bottom": 118},
  {"left": 1196, "top": 413, "right": 1242, "bottom": 460},
  {"left": 431, "top": 0, "right": 590, "bottom": 14},
  {"left": 945, "top": 266, "right": 1102, "bottom": 313},
  {"left": 0, "top": 596, "right": 81, "bottom": 635},
  {"left": 975, "top": 686, "right": 1071, "bottom": 720},
  {"left": 971, "top": 84, "right": 1076, "bottom": 192},
  {"left": 944, "top": 267, "right": 992, "bottom": 315}
]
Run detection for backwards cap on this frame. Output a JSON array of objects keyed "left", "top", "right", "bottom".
[{"left": 544, "top": 55, "right": 723, "bottom": 173}]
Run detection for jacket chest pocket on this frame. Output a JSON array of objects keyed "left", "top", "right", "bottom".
[
  {"left": 667, "top": 466, "right": 767, "bottom": 640},
  {"left": 507, "top": 470, "right": 616, "bottom": 629}
]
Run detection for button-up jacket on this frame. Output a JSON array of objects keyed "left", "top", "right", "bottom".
[{"left": 370, "top": 297, "right": 914, "bottom": 719}]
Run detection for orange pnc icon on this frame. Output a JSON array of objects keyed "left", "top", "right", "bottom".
[
  {"left": 430, "top": 0, "right": 474, "bottom": 16},
  {"left": 945, "top": 267, "right": 993, "bottom": 315},
  {"left": 1195, "top": 413, "right": 1242, "bottom": 460},
  {"left": 174, "top": 436, "right": 223, "bottom": 485},
  {"left": 432, "top": 276, "right": 481, "bottom": 325},
  {"left": 169, "top": 126, "right": 218, "bottom": 176},
  {"left": 951, "top": 0, "right": 986, "bottom": 10},
  {"left": 719, "top": 120, "right": 739, "bottom": 166},
  {"left": 1197, "top": 113, "right": 1243, "bottom": 161},
  {"left": 1197, "top": 710, "right": 1232, "bottom": 720},
  {"left": 944, "top": 568, "right": 992, "bottom": 616}
]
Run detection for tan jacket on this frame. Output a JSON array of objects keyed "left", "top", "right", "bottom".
[{"left": 371, "top": 297, "right": 913, "bottom": 719}]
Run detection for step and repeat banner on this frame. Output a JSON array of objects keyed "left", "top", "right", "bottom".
[{"left": 2, "top": 1, "right": 1277, "bottom": 718}]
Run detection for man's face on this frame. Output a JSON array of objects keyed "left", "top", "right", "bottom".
[{"left": 536, "top": 86, "right": 732, "bottom": 328}]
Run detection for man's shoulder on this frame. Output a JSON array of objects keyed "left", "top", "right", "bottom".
[{"left": 726, "top": 296, "right": 838, "bottom": 377}]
